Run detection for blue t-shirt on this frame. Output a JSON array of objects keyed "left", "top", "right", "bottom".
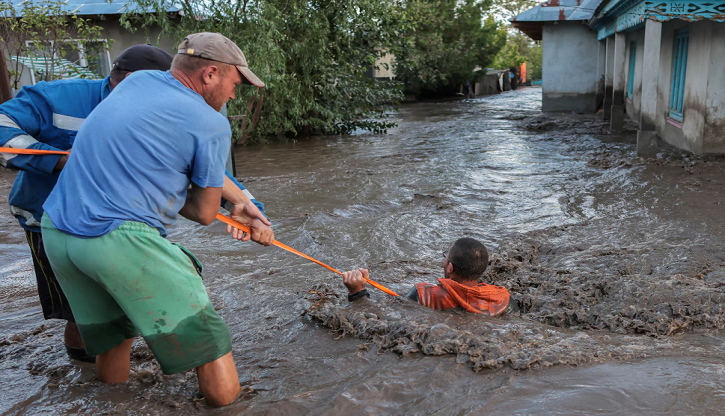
[{"left": 44, "top": 70, "right": 231, "bottom": 238}]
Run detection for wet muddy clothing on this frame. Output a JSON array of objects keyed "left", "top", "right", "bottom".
[
  {"left": 42, "top": 70, "right": 236, "bottom": 372},
  {"left": 25, "top": 230, "right": 74, "bottom": 321},
  {"left": 1, "top": 75, "right": 262, "bottom": 323},
  {"left": 41, "top": 214, "right": 232, "bottom": 374},
  {"left": 349, "top": 278, "right": 511, "bottom": 316},
  {"left": 414, "top": 279, "right": 510, "bottom": 315}
]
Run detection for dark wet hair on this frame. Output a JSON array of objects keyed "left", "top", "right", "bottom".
[{"left": 448, "top": 238, "right": 489, "bottom": 280}]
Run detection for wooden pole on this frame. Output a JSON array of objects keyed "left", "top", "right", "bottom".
[{"left": 0, "top": 50, "right": 13, "bottom": 104}]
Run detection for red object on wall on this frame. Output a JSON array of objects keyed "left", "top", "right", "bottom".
[{"left": 520, "top": 62, "right": 527, "bottom": 84}]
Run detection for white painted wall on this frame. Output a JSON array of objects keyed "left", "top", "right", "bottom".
[
  {"left": 703, "top": 22, "right": 725, "bottom": 153},
  {"left": 625, "top": 29, "right": 645, "bottom": 122},
  {"left": 542, "top": 21, "right": 600, "bottom": 112}
]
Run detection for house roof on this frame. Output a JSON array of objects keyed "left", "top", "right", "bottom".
[
  {"left": 5, "top": 0, "right": 179, "bottom": 16},
  {"left": 511, "top": 0, "right": 604, "bottom": 40}
]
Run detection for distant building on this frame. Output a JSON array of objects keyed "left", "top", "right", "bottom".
[
  {"left": 514, "top": 0, "right": 725, "bottom": 156},
  {"left": 2, "top": 0, "right": 179, "bottom": 89},
  {"left": 512, "top": 0, "right": 605, "bottom": 113}
]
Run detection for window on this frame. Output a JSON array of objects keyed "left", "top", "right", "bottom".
[
  {"left": 669, "top": 29, "right": 689, "bottom": 122},
  {"left": 627, "top": 42, "right": 636, "bottom": 99},
  {"left": 21, "top": 39, "right": 111, "bottom": 84}
]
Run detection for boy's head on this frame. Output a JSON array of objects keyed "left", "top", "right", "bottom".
[{"left": 444, "top": 238, "right": 489, "bottom": 281}]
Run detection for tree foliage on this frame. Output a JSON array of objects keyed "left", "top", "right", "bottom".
[
  {"left": 123, "top": 0, "right": 405, "bottom": 142},
  {"left": 393, "top": 2, "right": 506, "bottom": 96},
  {"left": 491, "top": 0, "right": 540, "bottom": 21},
  {"left": 507, "top": 31, "right": 542, "bottom": 80},
  {"left": 0, "top": 0, "right": 108, "bottom": 89},
  {"left": 492, "top": 43, "right": 526, "bottom": 70}
]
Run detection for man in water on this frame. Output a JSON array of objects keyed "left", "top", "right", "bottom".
[
  {"left": 342, "top": 237, "right": 511, "bottom": 316},
  {"left": 41, "top": 33, "right": 273, "bottom": 406},
  {"left": 0, "top": 45, "right": 176, "bottom": 362},
  {"left": 0, "top": 44, "right": 266, "bottom": 362}
]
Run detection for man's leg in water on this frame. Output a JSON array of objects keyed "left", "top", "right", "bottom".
[
  {"left": 25, "top": 230, "right": 88, "bottom": 355},
  {"left": 197, "top": 352, "right": 241, "bottom": 406},
  {"left": 96, "top": 338, "right": 135, "bottom": 383}
]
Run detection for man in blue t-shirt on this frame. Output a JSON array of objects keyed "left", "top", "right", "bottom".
[
  {"left": 41, "top": 33, "right": 273, "bottom": 407},
  {"left": 0, "top": 45, "right": 176, "bottom": 362}
]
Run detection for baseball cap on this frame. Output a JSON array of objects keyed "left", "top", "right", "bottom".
[
  {"left": 177, "top": 32, "right": 265, "bottom": 88},
  {"left": 112, "top": 44, "right": 173, "bottom": 72}
]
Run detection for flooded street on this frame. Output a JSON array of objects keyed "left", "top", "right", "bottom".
[{"left": 4, "top": 87, "right": 725, "bottom": 414}]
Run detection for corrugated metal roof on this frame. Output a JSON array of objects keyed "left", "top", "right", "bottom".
[
  {"left": 6, "top": 0, "right": 179, "bottom": 16},
  {"left": 511, "top": 0, "right": 604, "bottom": 40},
  {"left": 511, "top": 0, "right": 604, "bottom": 23}
]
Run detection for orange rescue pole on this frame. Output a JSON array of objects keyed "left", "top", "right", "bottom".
[
  {"left": 216, "top": 213, "right": 400, "bottom": 297},
  {"left": 0, "top": 147, "right": 69, "bottom": 155},
  {"left": 0, "top": 147, "right": 399, "bottom": 297}
]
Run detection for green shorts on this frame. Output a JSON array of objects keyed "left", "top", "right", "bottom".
[{"left": 40, "top": 214, "right": 232, "bottom": 375}]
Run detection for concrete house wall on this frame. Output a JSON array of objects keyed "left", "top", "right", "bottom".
[
  {"left": 649, "top": 20, "right": 725, "bottom": 154},
  {"left": 624, "top": 29, "right": 645, "bottom": 122},
  {"left": 542, "top": 21, "right": 601, "bottom": 112}
]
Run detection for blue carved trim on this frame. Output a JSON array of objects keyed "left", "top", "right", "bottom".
[
  {"left": 594, "top": 0, "right": 725, "bottom": 40},
  {"left": 596, "top": 0, "right": 647, "bottom": 39},
  {"left": 645, "top": 1, "right": 725, "bottom": 22}
]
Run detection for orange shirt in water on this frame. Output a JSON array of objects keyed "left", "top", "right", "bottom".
[{"left": 415, "top": 278, "right": 510, "bottom": 316}]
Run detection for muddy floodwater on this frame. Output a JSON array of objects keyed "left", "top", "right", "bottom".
[{"left": 4, "top": 88, "right": 725, "bottom": 414}]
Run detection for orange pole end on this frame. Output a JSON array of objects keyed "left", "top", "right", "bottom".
[
  {"left": 216, "top": 213, "right": 399, "bottom": 297},
  {"left": 0, "top": 147, "right": 70, "bottom": 155}
]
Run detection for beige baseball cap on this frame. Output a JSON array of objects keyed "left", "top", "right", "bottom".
[{"left": 177, "top": 32, "right": 265, "bottom": 87}]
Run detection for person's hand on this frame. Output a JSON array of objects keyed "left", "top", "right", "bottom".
[
  {"left": 227, "top": 200, "right": 272, "bottom": 242},
  {"left": 54, "top": 155, "right": 69, "bottom": 171},
  {"left": 248, "top": 218, "right": 274, "bottom": 246},
  {"left": 342, "top": 268, "right": 368, "bottom": 294}
]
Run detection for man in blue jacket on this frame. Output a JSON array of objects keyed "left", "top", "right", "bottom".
[{"left": 0, "top": 44, "right": 267, "bottom": 362}]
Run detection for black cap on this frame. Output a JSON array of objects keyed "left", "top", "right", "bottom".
[{"left": 112, "top": 44, "right": 173, "bottom": 72}]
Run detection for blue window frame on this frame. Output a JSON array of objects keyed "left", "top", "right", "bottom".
[
  {"left": 627, "top": 42, "right": 637, "bottom": 99},
  {"left": 669, "top": 29, "right": 689, "bottom": 122}
]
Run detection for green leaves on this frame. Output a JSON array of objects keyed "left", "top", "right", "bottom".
[
  {"left": 124, "top": 0, "right": 404, "bottom": 143},
  {"left": 393, "top": 1, "right": 506, "bottom": 96}
]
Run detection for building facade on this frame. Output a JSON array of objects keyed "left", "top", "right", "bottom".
[
  {"left": 515, "top": 0, "right": 725, "bottom": 156},
  {"left": 2, "top": 0, "right": 178, "bottom": 91}
]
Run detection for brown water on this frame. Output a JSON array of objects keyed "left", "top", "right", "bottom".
[{"left": 3, "top": 88, "right": 725, "bottom": 414}]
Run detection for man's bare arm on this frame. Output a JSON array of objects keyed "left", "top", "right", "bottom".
[{"left": 179, "top": 182, "right": 223, "bottom": 225}]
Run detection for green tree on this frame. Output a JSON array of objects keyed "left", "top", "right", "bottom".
[
  {"left": 492, "top": 43, "right": 525, "bottom": 70},
  {"left": 492, "top": 0, "right": 540, "bottom": 21},
  {"left": 524, "top": 42, "right": 542, "bottom": 80},
  {"left": 123, "top": 0, "right": 405, "bottom": 142},
  {"left": 505, "top": 31, "right": 541, "bottom": 80},
  {"left": 394, "top": 1, "right": 506, "bottom": 96}
]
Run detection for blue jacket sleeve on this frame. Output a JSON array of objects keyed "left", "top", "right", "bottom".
[
  {"left": 0, "top": 84, "right": 63, "bottom": 173},
  {"left": 222, "top": 169, "right": 266, "bottom": 217}
]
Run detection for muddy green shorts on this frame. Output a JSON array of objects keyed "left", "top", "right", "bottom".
[{"left": 40, "top": 214, "right": 232, "bottom": 375}]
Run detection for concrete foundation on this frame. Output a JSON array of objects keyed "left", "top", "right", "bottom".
[
  {"left": 611, "top": 104, "right": 625, "bottom": 130},
  {"left": 542, "top": 93, "right": 599, "bottom": 113},
  {"left": 637, "top": 130, "right": 660, "bottom": 158}
]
